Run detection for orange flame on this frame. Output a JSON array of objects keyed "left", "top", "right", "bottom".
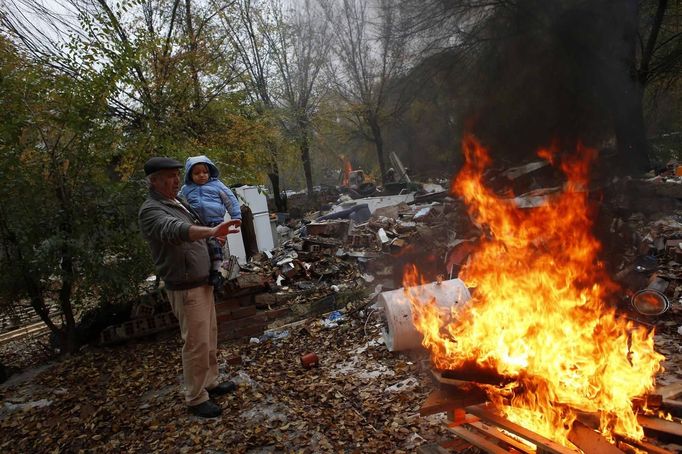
[
  {"left": 340, "top": 155, "right": 352, "bottom": 187},
  {"left": 406, "top": 134, "right": 663, "bottom": 446}
]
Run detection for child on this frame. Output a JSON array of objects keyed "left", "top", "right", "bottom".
[{"left": 179, "top": 156, "right": 242, "bottom": 294}]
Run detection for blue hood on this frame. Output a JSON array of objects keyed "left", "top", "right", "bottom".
[{"left": 184, "top": 155, "right": 220, "bottom": 184}]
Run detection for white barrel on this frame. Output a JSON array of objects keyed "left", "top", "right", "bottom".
[{"left": 377, "top": 279, "right": 471, "bottom": 352}]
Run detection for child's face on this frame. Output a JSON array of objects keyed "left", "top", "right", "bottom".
[{"left": 191, "top": 164, "right": 210, "bottom": 185}]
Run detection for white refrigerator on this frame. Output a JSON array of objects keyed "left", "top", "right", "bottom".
[{"left": 233, "top": 185, "right": 274, "bottom": 253}]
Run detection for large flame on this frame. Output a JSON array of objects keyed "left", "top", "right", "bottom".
[{"left": 406, "top": 134, "right": 664, "bottom": 446}]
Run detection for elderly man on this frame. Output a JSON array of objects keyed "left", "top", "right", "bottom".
[{"left": 139, "top": 157, "right": 241, "bottom": 418}]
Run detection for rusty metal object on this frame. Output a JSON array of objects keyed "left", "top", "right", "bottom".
[{"left": 300, "top": 352, "right": 319, "bottom": 369}]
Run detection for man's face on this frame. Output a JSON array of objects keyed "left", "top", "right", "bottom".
[{"left": 151, "top": 168, "right": 181, "bottom": 199}]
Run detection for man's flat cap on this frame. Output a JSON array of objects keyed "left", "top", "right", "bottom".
[{"left": 144, "top": 157, "right": 183, "bottom": 176}]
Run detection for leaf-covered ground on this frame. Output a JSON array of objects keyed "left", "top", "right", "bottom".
[{"left": 0, "top": 311, "right": 453, "bottom": 453}]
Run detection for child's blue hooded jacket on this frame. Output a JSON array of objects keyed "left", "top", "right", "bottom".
[{"left": 179, "top": 156, "right": 242, "bottom": 225}]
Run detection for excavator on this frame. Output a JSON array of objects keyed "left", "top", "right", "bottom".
[
  {"left": 338, "top": 155, "right": 376, "bottom": 198},
  {"left": 338, "top": 152, "right": 411, "bottom": 198}
]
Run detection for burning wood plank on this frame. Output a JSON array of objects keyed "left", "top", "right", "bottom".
[
  {"left": 448, "top": 425, "right": 510, "bottom": 454},
  {"left": 568, "top": 421, "right": 625, "bottom": 454},
  {"left": 466, "top": 420, "right": 534, "bottom": 453},
  {"left": 465, "top": 404, "right": 577, "bottom": 454},
  {"left": 616, "top": 435, "right": 676, "bottom": 454},
  {"left": 420, "top": 392, "right": 678, "bottom": 453},
  {"left": 637, "top": 414, "right": 682, "bottom": 439}
]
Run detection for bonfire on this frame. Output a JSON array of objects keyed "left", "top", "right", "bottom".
[{"left": 405, "top": 135, "right": 664, "bottom": 446}]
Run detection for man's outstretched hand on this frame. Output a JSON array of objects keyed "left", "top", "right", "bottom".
[
  {"left": 188, "top": 219, "right": 242, "bottom": 242},
  {"left": 213, "top": 219, "right": 241, "bottom": 239}
]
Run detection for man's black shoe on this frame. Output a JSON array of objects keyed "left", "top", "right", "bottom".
[
  {"left": 188, "top": 400, "right": 222, "bottom": 418},
  {"left": 208, "top": 381, "right": 237, "bottom": 398}
]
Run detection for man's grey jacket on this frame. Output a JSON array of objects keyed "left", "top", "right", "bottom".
[{"left": 139, "top": 190, "right": 211, "bottom": 290}]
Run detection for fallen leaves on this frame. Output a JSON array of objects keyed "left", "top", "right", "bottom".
[{"left": 0, "top": 313, "right": 451, "bottom": 452}]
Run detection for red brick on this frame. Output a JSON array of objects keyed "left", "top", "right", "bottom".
[
  {"left": 218, "top": 331, "right": 235, "bottom": 341},
  {"left": 216, "top": 294, "right": 254, "bottom": 308},
  {"left": 218, "top": 323, "right": 265, "bottom": 341},
  {"left": 229, "top": 306, "right": 258, "bottom": 319},
  {"left": 228, "top": 274, "right": 269, "bottom": 297},
  {"left": 215, "top": 299, "right": 241, "bottom": 315},
  {"left": 254, "top": 293, "right": 280, "bottom": 307},
  {"left": 262, "top": 307, "right": 291, "bottom": 321},
  {"left": 237, "top": 295, "right": 257, "bottom": 306},
  {"left": 241, "top": 313, "right": 269, "bottom": 325},
  {"left": 218, "top": 312, "right": 269, "bottom": 334}
]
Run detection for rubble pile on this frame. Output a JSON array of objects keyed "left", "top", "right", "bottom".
[
  {"left": 212, "top": 188, "right": 484, "bottom": 343},
  {"left": 214, "top": 235, "right": 367, "bottom": 342},
  {"left": 2, "top": 163, "right": 682, "bottom": 451}
]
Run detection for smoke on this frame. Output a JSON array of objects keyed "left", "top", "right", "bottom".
[{"left": 461, "top": 0, "right": 636, "bottom": 164}]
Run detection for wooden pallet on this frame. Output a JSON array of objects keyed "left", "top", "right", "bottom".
[
  {"left": 420, "top": 389, "right": 677, "bottom": 454},
  {"left": 460, "top": 404, "right": 579, "bottom": 454},
  {"left": 657, "top": 382, "right": 682, "bottom": 416},
  {"left": 0, "top": 320, "right": 51, "bottom": 345}
]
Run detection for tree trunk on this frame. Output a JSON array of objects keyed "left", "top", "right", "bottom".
[
  {"left": 612, "top": 0, "right": 653, "bottom": 175},
  {"left": 0, "top": 209, "right": 61, "bottom": 336},
  {"left": 58, "top": 242, "right": 78, "bottom": 353},
  {"left": 368, "top": 116, "right": 387, "bottom": 185},
  {"left": 613, "top": 82, "right": 651, "bottom": 174},
  {"left": 268, "top": 172, "right": 286, "bottom": 212},
  {"left": 299, "top": 119, "right": 314, "bottom": 198},
  {"left": 50, "top": 157, "right": 78, "bottom": 353}
]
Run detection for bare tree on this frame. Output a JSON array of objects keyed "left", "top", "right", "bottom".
[
  {"left": 319, "top": 0, "right": 412, "bottom": 185},
  {"left": 218, "top": 0, "right": 288, "bottom": 210},
  {"left": 263, "top": 0, "right": 332, "bottom": 197},
  {"left": 620, "top": 0, "right": 682, "bottom": 171}
]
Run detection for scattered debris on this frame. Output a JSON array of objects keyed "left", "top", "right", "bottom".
[{"left": 3, "top": 166, "right": 682, "bottom": 452}]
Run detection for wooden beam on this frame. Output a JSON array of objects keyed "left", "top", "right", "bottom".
[
  {"left": 662, "top": 398, "right": 682, "bottom": 416},
  {"left": 568, "top": 421, "right": 624, "bottom": 454},
  {"left": 0, "top": 322, "right": 50, "bottom": 345},
  {"left": 466, "top": 404, "right": 577, "bottom": 454},
  {"left": 467, "top": 420, "right": 534, "bottom": 453},
  {"left": 448, "top": 426, "right": 509, "bottom": 454},
  {"left": 616, "top": 436, "right": 676, "bottom": 454},
  {"left": 657, "top": 382, "right": 682, "bottom": 400},
  {"left": 430, "top": 369, "right": 470, "bottom": 387},
  {"left": 637, "top": 415, "right": 682, "bottom": 439}
]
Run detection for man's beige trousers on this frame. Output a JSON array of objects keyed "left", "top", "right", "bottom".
[{"left": 167, "top": 285, "right": 219, "bottom": 406}]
